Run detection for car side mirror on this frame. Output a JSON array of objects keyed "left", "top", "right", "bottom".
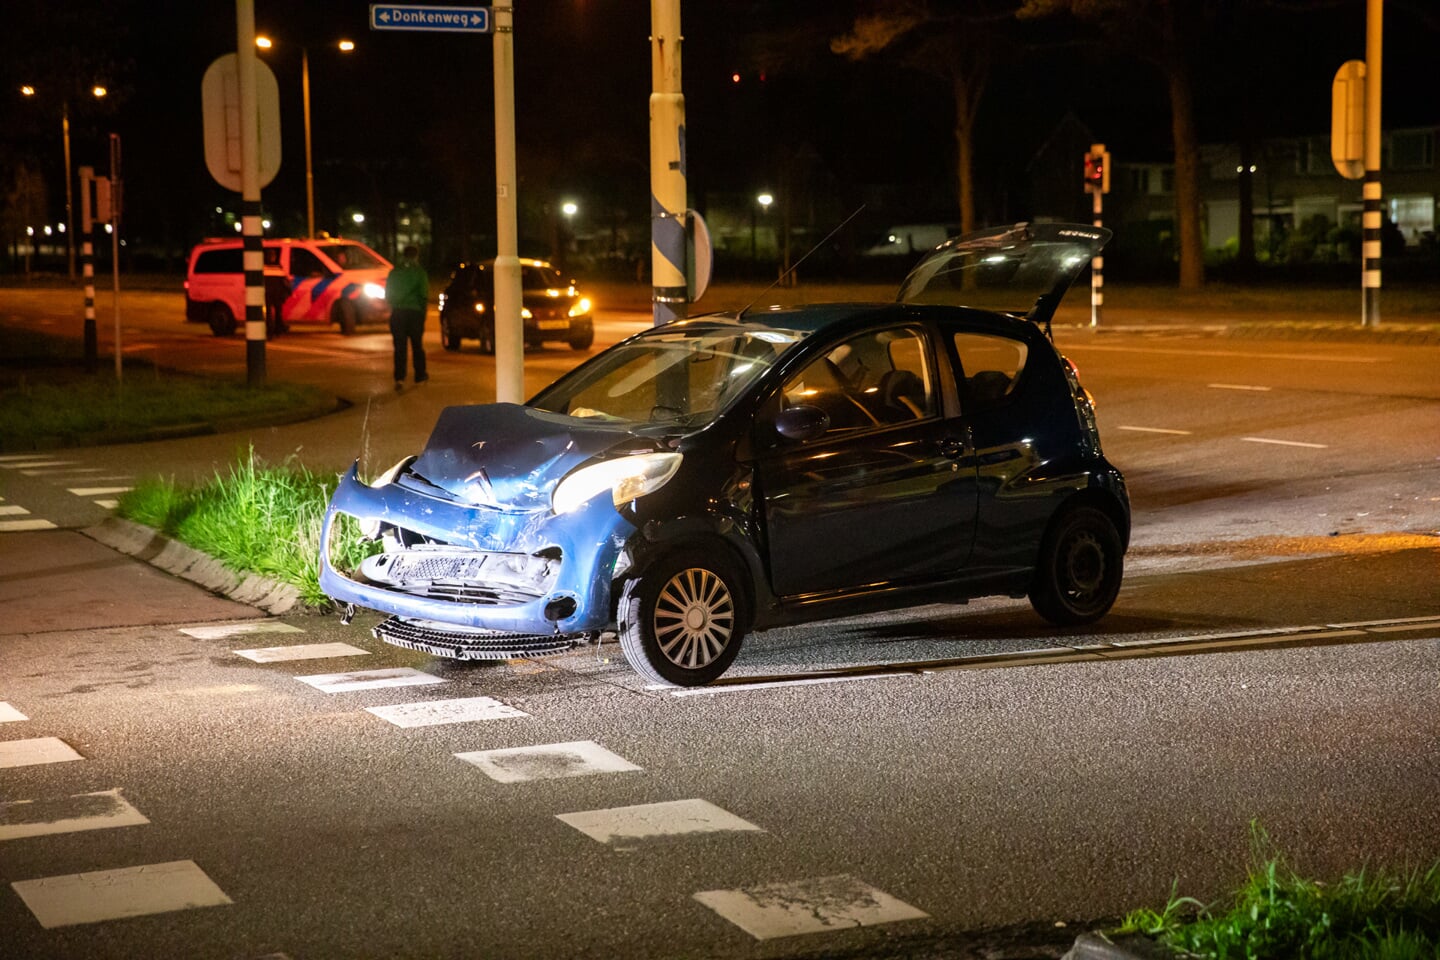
[{"left": 774, "top": 405, "right": 829, "bottom": 442}]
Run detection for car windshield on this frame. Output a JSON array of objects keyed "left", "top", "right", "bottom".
[
  {"left": 529, "top": 323, "right": 807, "bottom": 427},
  {"left": 522, "top": 263, "right": 566, "bottom": 289},
  {"left": 318, "top": 243, "right": 386, "bottom": 271},
  {"left": 897, "top": 222, "right": 1109, "bottom": 320}
]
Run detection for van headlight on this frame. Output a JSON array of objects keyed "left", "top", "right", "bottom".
[
  {"left": 551, "top": 453, "right": 682, "bottom": 515},
  {"left": 363, "top": 282, "right": 385, "bottom": 299}
]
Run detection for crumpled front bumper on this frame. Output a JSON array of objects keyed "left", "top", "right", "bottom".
[{"left": 319, "top": 462, "right": 634, "bottom": 635}]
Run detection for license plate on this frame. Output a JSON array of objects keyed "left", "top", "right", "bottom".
[{"left": 537, "top": 319, "right": 568, "bottom": 330}]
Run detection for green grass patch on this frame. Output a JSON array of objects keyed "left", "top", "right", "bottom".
[
  {"left": 1116, "top": 824, "right": 1440, "bottom": 958},
  {"left": 117, "top": 448, "right": 378, "bottom": 606}
]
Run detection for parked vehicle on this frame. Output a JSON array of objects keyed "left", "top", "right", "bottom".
[
  {"left": 319, "top": 223, "right": 1128, "bottom": 687},
  {"left": 438, "top": 258, "right": 594, "bottom": 353},
  {"left": 184, "top": 236, "right": 392, "bottom": 336}
]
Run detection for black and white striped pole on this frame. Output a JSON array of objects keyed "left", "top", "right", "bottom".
[
  {"left": 79, "top": 166, "right": 98, "bottom": 374},
  {"left": 1361, "top": 0, "right": 1383, "bottom": 328},
  {"left": 1085, "top": 143, "right": 1110, "bottom": 328},
  {"left": 236, "top": 0, "right": 267, "bottom": 386}
]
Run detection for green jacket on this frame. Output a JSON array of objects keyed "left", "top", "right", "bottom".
[{"left": 385, "top": 259, "right": 429, "bottom": 311}]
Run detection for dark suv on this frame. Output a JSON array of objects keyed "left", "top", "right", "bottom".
[{"left": 438, "top": 258, "right": 594, "bottom": 353}]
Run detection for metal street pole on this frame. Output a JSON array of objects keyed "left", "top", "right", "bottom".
[
  {"left": 649, "top": 0, "right": 687, "bottom": 326},
  {"left": 303, "top": 47, "right": 315, "bottom": 238},
  {"left": 1361, "top": 0, "right": 1383, "bottom": 328},
  {"left": 493, "top": 3, "right": 523, "bottom": 404},
  {"left": 109, "top": 133, "right": 123, "bottom": 384},
  {"left": 63, "top": 103, "right": 75, "bottom": 279},
  {"left": 237, "top": 0, "right": 267, "bottom": 387}
]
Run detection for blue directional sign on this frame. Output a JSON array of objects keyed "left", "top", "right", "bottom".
[{"left": 370, "top": 5, "right": 491, "bottom": 34}]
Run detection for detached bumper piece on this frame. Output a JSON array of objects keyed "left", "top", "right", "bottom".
[{"left": 372, "top": 616, "right": 578, "bottom": 660}]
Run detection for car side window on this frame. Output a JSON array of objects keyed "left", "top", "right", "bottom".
[
  {"left": 290, "top": 249, "right": 326, "bottom": 278},
  {"left": 782, "top": 327, "right": 935, "bottom": 435},
  {"left": 952, "top": 332, "right": 1028, "bottom": 409},
  {"left": 194, "top": 249, "right": 241, "bottom": 274}
]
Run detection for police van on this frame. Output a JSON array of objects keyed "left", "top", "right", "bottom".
[{"left": 185, "top": 236, "right": 392, "bottom": 336}]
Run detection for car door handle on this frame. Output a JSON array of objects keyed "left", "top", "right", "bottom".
[{"left": 940, "top": 436, "right": 965, "bottom": 459}]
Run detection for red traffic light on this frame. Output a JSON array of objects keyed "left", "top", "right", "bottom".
[{"left": 1083, "top": 147, "right": 1110, "bottom": 194}]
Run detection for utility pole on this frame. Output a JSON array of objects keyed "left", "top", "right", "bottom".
[
  {"left": 649, "top": 0, "right": 687, "bottom": 326},
  {"left": 492, "top": 2, "right": 523, "bottom": 403}
]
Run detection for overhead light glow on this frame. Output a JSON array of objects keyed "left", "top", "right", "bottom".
[
  {"left": 561, "top": 201, "right": 578, "bottom": 217},
  {"left": 20, "top": 84, "right": 35, "bottom": 97},
  {"left": 352, "top": 213, "right": 365, "bottom": 224},
  {"left": 92, "top": 85, "right": 107, "bottom": 98},
  {"left": 338, "top": 40, "right": 355, "bottom": 52},
  {"left": 255, "top": 36, "right": 273, "bottom": 49}
]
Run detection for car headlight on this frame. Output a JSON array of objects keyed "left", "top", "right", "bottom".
[
  {"left": 551, "top": 452, "right": 682, "bottom": 515},
  {"left": 362, "top": 281, "right": 386, "bottom": 300},
  {"left": 568, "top": 297, "right": 592, "bottom": 318},
  {"left": 473, "top": 302, "right": 487, "bottom": 313},
  {"left": 359, "top": 456, "right": 414, "bottom": 537},
  {"left": 521, "top": 307, "right": 533, "bottom": 319}
]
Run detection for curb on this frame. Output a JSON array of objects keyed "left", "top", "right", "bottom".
[
  {"left": 83, "top": 516, "right": 317, "bottom": 617},
  {"left": 1063, "top": 932, "right": 1175, "bottom": 959}
]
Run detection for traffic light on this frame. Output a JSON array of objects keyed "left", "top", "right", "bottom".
[{"left": 1084, "top": 144, "right": 1110, "bottom": 195}]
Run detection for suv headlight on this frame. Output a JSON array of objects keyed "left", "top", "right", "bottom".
[
  {"left": 568, "top": 297, "right": 592, "bottom": 318},
  {"left": 363, "top": 282, "right": 385, "bottom": 299},
  {"left": 551, "top": 453, "right": 682, "bottom": 515}
]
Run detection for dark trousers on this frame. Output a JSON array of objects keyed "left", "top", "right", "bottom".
[{"left": 390, "top": 307, "right": 427, "bottom": 382}]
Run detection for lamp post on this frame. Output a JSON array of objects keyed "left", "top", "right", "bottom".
[
  {"left": 256, "top": 36, "right": 352, "bottom": 238},
  {"left": 20, "top": 82, "right": 106, "bottom": 279},
  {"left": 752, "top": 192, "right": 773, "bottom": 274}
]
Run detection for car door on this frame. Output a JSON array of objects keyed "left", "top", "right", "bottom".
[{"left": 756, "top": 324, "right": 979, "bottom": 598}]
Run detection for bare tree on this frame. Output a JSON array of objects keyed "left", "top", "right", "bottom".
[{"left": 1019, "top": 0, "right": 1208, "bottom": 288}]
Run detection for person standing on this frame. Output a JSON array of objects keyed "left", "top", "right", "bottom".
[{"left": 386, "top": 244, "right": 429, "bottom": 389}]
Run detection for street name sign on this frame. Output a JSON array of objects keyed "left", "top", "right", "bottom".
[{"left": 370, "top": 5, "right": 491, "bottom": 33}]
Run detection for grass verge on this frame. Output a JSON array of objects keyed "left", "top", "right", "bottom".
[
  {"left": 1116, "top": 824, "right": 1440, "bottom": 958},
  {"left": 116, "top": 448, "right": 377, "bottom": 607},
  {"left": 0, "top": 326, "right": 333, "bottom": 450}
]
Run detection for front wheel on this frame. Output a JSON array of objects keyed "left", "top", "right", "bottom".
[
  {"left": 1028, "top": 505, "right": 1124, "bottom": 626},
  {"left": 440, "top": 315, "right": 461, "bottom": 351},
  {"left": 618, "top": 549, "right": 747, "bottom": 687},
  {"left": 568, "top": 325, "right": 594, "bottom": 351},
  {"left": 207, "top": 303, "right": 236, "bottom": 337}
]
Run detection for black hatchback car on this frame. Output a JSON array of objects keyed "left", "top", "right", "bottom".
[
  {"left": 438, "top": 258, "right": 594, "bottom": 353},
  {"left": 320, "top": 223, "right": 1129, "bottom": 687}
]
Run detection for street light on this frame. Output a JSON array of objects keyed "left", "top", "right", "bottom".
[
  {"left": 752, "top": 192, "right": 774, "bottom": 271},
  {"left": 256, "top": 36, "right": 353, "bottom": 238},
  {"left": 19, "top": 82, "right": 107, "bottom": 279}
]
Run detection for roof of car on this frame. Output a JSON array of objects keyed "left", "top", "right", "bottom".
[{"left": 680, "top": 301, "right": 1045, "bottom": 340}]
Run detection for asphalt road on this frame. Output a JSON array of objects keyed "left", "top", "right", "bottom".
[{"left": 2, "top": 286, "right": 1439, "bottom": 958}]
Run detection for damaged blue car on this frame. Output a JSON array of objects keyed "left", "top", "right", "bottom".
[{"left": 318, "top": 222, "right": 1130, "bottom": 686}]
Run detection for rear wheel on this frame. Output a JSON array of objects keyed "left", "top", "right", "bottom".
[
  {"left": 618, "top": 549, "right": 746, "bottom": 687},
  {"left": 1028, "top": 505, "right": 1124, "bottom": 626},
  {"left": 332, "top": 300, "right": 358, "bottom": 335},
  {"left": 440, "top": 314, "right": 461, "bottom": 351},
  {"left": 206, "top": 302, "right": 236, "bottom": 337}
]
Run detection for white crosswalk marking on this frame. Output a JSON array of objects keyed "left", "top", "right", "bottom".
[
  {"left": 0, "top": 504, "right": 31, "bottom": 515},
  {"left": 695, "top": 875, "right": 928, "bottom": 940},
  {"left": 234, "top": 642, "right": 370, "bottom": 663},
  {"left": 557, "top": 799, "right": 763, "bottom": 845},
  {"left": 0, "top": 702, "right": 28, "bottom": 722},
  {"left": 457, "top": 740, "right": 639, "bottom": 783},
  {"left": 0, "top": 519, "right": 57, "bottom": 532},
  {"left": 11, "top": 860, "right": 233, "bottom": 928},
  {"left": 367, "top": 696, "right": 529, "bottom": 728},
  {"left": 181, "top": 621, "right": 303, "bottom": 640},
  {"left": 0, "top": 737, "right": 84, "bottom": 768},
  {"left": 295, "top": 667, "right": 446, "bottom": 693},
  {"left": 0, "top": 789, "right": 150, "bottom": 842},
  {"left": 0, "top": 459, "right": 77, "bottom": 469},
  {"left": 67, "top": 486, "right": 133, "bottom": 497}
]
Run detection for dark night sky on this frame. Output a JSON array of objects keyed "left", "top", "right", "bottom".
[{"left": 2, "top": 0, "right": 1436, "bottom": 263}]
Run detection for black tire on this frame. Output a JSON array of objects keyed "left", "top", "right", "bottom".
[
  {"left": 440, "top": 315, "right": 461, "bottom": 351},
  {"left": 477, "top": 319, "right": 496, "bottom": 356},
  {"left": 1028, "top": 505, "right": 1124, "bottom": 626},
  {"left": 206, "top": 302, "right": 236, "bottom": 337},
  {"left": 333, "top": 300, "right": 358, "bottom": 335},
  {"left": 617, "top": 549, "right": 747, "bottom": 687},
  {"left": 568, "top": 325, "right": 594, "bottom": 351}
]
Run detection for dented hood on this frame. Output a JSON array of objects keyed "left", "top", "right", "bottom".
[{"left": 407, "top": 403, "right": 662, "bottom": 510}]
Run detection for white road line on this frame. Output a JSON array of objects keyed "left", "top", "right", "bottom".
[
  {"left": 557, "top": 799, "right": 763, "bottom": 845},
  {"left": 20, "top": 467, "right": 107, "bottom": 477},
  {"left": 0, "top": 789, "right": 149, "bottom": 842},
  {"left": 295, "top": 667, "right": 446, "bottom": 694},
  {"left": 180, "top": 621, "right": 303, "bottom": 640},
  {"left": 0, "top": 519, "right": 58, "bottom": 532},
  {"left": 0, "top": 454, "right": 56, "bottom": 462},
  {"left": 665, "top": 673, "right": 910, "bottom": 697},
  {"left": 0, "top": 504, "right": 31, "bottom": 515},
  {"left": 1367, "top": 623, "right": 1440, "bottom": 634},
  {"left": 0, "top": 737, "right": 84, "bottom": 768},
  {"left": 93, "top": 500, "right": 120, "bottom": 509},
  {"left": 0, "top": 702, "right": 28, "bottom": 722},
  {"left": 0, "top": 459, "right": 77, "bottom": 469},
  {"left": 233, "top": 642, "right": 370, "bottom": 663},
  {"left": 1209, "top": 383, "right": 1272, "bottom": 391},
  {"left": 67, "top": 486, "right": 133, "bottom": 497},
  {"left": 1063, "top": 343, "right": 1380, "bottom": 364},
  {"left": 11, "top": 860, "right": 233, "bottom": 928},
  {"left": 695, "top": 874, "right": 929, "bottom": 940},
  {"left": 367, "top": 696, "right": 529, "bottom": 728},
  {"left": 1240, "top": 437, "right": 1328, "bottom": 449},
  {"left": 457, "top": 741, "right": 640, "bottom": 783},
  {"left": 1328, "top": 614, "right": 1440, "bottom": 629},
  {"left": 1118, "top": 425, "right": 1192, "bottom": 435}
]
